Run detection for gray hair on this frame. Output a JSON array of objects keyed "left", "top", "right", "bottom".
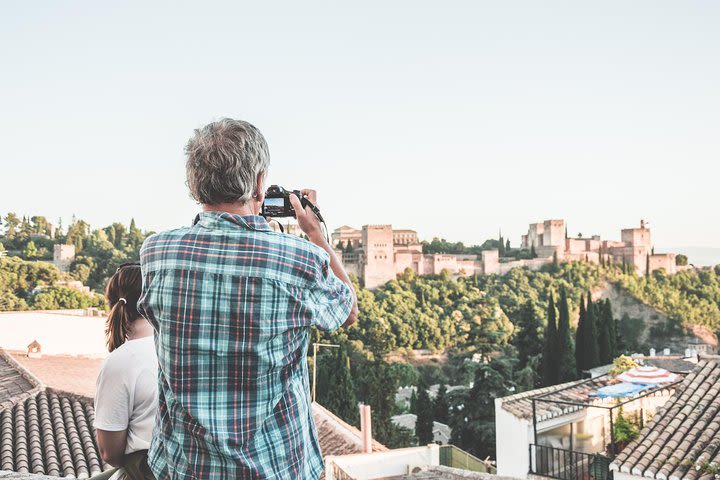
[{"left": 185, "top": 118, "right": 270, "bottom": 205}]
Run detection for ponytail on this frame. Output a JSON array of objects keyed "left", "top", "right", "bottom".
[
  {"left": 105, "top": 264, "right": 143, "bottom": 352},
  {"left": 106, "top": 300, "right": 132, "bottom": 352}
]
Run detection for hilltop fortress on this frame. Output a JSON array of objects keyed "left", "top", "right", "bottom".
[{"left": 333, "top": 220, "right": 677, "bottom": 288}]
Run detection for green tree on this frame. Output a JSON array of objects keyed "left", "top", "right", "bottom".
[
  {"left": 415, "top": 384, "right": 434, "bottom": 444},
  {"left": 356, "top": 359, "right": 403, "bottom": 447},
  {"left": 513, "top": 300, "right": 543, "bottom": 369},
  {"left": 325, "top": 347, "right": 359, "bottom": 426},
  {"left": 541, "top": 293, "right": 558, "bottom": 386},
  {"left": 433, "top": 384, "right": 449, "bottom": 424},
  {"left": 388, "top": 362, "right": 418, "bottom": 387},
  {"left": 575, "top": 293, "right": 587, "bottom": 372},
  {"left": 597, "top": 299, "right": 615, "bottom": 364},
  {"left": 675, "top": 254, "right": 688, "bottom": 266},
  {"left": 409, "top": 389, "right": 418, "bottom": 415},
  {"left": 3, "top": 213, "right": 20, "bottom": 241},
  {"left": 128, "top": 218, "right": 144, "bottom": 250},
  {"left": 556, "top": 287, "right": 576, "bottom": 382},
  {"left": 576, "top": 294, "right": 600, "bottom": 373},
  {"left": 450, "top": 358, "right": 516, "bottom": 459},
  {"left": 22, "top": 240, "right": 39, "bottom": 259}
]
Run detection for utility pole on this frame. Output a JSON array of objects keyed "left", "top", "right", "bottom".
[{"left": 312, "top": 342, "right": 340, "bottom": 403}]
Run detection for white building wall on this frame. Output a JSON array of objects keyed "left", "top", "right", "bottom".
[
  {"left": 495, "top": 398, "right": 532, "bottom": 479},
  {"left": 327, "top": 444, "right": 440, "bottom": 480}
]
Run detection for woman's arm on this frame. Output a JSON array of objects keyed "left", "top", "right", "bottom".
[{"left": 96, "top": 428, "right": 128, "bottom": 467}]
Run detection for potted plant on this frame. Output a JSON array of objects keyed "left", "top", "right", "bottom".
[{"left": 610, "top": 409, "right": 639, "bottom": 453}]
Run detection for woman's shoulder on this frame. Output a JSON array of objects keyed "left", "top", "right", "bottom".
[{"left": 100, "top": 337, "right": 156, "bottom": 376}]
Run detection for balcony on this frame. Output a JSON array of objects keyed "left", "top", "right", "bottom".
[
  {"left": 530, "top": 444, "right": 611, "bottom": 480},
  {"left": 526, "top": 373, "right": 682, "bottom": 480}
]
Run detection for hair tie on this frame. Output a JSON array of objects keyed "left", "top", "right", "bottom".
[{"left": 118, "top": 298, "right": 127, "bottom": 305}]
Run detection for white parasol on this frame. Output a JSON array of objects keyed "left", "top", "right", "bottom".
[{"left": 616, "top": 365, "right": 679, "bottom": 385}]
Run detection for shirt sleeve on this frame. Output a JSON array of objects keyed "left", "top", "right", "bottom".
[
  {"left": 307, "top": 255, "right": 354, "bottom": 332},
  {"left": 94, "top": 356, "right": 131, "bottom": 431}
]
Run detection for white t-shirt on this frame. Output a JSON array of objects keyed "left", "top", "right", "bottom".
[{"left": 94, "top": 336, "right": 158, "bottom": 454}]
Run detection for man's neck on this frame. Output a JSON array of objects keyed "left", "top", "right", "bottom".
[{"left": 203, "top": 201, "right": 257, "bottom": 216}]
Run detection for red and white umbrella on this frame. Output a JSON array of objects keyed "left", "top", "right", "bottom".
[{"left": 616, "top": 366, "right": 679, "bottom": 385}]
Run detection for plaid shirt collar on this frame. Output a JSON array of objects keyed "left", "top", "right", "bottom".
[{"left": 193, "top": 211, "right": 272, "bottom": 232}]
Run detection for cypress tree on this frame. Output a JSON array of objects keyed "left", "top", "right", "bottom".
[
  {"left": 415, "top": 385, "right": 434, "bottom": 444},
  {"left": 584, "top": 294, "right": 600, "bottom": 368},
  {"left": 541, "top": 293, "right": 559, "bottom": 386},
  {"left": 514, "top": 300, "right": 544, "bottom": 368},
  {"left": 530, "top": 244, "right": 537, "bottom": 259},
  {"left": 646, "top": 253, "right": 651, "bottom": 278},
  {"left": 326, "top": 347, "right": 359, "bottom": 426},
  {"left": 599, "top": 299, "right": 617, "bottom": 361},
  {"left": 433, "top": 384, "right": 450, "bottom": 424},
  {"left": 575, "top": 294, "right": 587, "bottom": 372},
  {"left": 556, "top": 287, "right": 577, "bottom": 382},
  {"left": 409, "top": 389, "right": 418, "bottom": 414}
]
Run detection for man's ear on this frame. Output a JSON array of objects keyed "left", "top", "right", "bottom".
[{"left": 255, "top": 171, "right": 266, "bottom": 204}]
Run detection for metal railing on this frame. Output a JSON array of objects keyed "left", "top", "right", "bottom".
[{"left": 529, "top": 444, "right": 612, "bottom": 480}]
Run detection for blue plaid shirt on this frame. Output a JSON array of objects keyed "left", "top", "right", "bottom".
[{"left": 138, "top": 212, "right": 353, "bottom": 479}]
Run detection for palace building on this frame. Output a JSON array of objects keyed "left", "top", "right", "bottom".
[{"left": 332, "top": 220, "right": 677, "bottom": 289}]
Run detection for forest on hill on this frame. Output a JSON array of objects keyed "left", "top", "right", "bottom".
[{"left": 2, "top": 212, "right": 720, "bottom": 458}]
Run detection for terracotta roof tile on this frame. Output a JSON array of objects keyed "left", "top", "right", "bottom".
[
  {"left": 0, "top": 351, "right": 41, "bottom": 410},
  {"left": 0, "top": 390, "right": 107, "bottom": 478},
  {"left": 610, "top": 359, "right": 720, "bottom": 480}
]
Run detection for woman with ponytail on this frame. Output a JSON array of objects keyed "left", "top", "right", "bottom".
[{"left": 93, "top": 263, "right": 157, "bottom": 480}]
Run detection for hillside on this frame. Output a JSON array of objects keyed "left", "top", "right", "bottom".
[{"left": 593, "top": 281, "right": 717, "bottom": 353}]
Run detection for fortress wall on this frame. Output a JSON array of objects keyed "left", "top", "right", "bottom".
[{"left": 649, "top": 253, "right": 677, "bottom": 275}]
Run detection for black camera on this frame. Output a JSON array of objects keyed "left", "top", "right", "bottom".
[{"left": 261, "top": 185, "right": 309, "bottom": 218}]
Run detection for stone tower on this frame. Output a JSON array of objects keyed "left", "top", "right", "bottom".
[
  {"left": 361, "top": 225, "right": 395, "bottom": 289},
  {"left": 53, "top": 244, "right": 75, "bottom": 272}
]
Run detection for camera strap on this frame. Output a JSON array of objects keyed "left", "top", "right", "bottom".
[{"left": 301, "top": 198, "right": 330, "bottom": 243}]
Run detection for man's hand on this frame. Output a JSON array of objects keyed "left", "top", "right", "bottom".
[
  {"left": 289, "top": 189, "right": 325, "bottom": 244},
  {"left": 290, "top": 188, "right": 358, "bottom": 329}
]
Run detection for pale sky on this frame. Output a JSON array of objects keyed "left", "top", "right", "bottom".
[{"left": 1, "top": 1, "right": 718, "bottom": 249}]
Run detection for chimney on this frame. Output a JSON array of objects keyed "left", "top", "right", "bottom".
[{"left": 359, "top": 404, "right": 372, "bottom": 454}]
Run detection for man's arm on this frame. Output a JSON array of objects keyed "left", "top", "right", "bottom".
[
  {"left": 96, "top": 428, "right": 127, "bottom": 467},
  {"left": 289, "top": 190, "right": 358, "bottom": 327}
]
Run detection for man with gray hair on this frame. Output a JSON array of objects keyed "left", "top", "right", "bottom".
[{"left": 138, "top": 118, "right": 358, "bottom": 479}]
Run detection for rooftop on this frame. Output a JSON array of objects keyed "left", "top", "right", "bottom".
[
  {"left": 0, "top": 352, "right": 40, "bottom": 410},
  {"left": 584, "top": 356, "right": 698, "bottom": 377},
  {"left": 1, "top": 389, "right": 104, "bottom": 478},
  {"left": 313, "top": 402, "right": 387, "bottom": 456},
  {"left": 400, "top": 466, "right": 516, "bottom": 480},
  {"left": 8, "top": 353, "right": 102, "bottom": 399},
  {"left": 610, "top": 359, "right": 720, "bottom": 480},
  {"left": 499, "top": 377, "right": 609, "bottom": 421},
  {"left": 1, "top": 347, "right": 387, "bottom": 478}
]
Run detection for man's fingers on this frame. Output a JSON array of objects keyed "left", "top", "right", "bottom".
[
  {"left": 300, "top": 189, "right": 317, "bottom": 204},
  {"left": 288, "top": 194, "right": 305, "bottom": 219}
]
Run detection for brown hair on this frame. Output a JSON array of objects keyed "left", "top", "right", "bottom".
[{"left": 105, "top": 263, "right": 143, "bottom": 352}]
